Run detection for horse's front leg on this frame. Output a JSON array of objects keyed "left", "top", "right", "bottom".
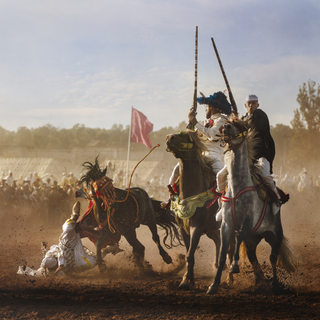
[
  {"left": 207, "top": 221, "right": 232, "bottom": 294},
  {"left": 122, "top": 228, "right": 145, "bottom": 269},
  {"left": 95, "top": 237, "right": 107, "bottom": 273},
  {"left": 230, "top": 216, "right": 252, "bottom": 274},
  {"left": 206, "top": 228, "right": 221, "bottom": 269},
  {"left": 179, "top": 224, "right": 203, "bottom": 291}
]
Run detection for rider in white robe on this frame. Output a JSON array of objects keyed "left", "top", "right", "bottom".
[
  {"left": 55, "top": 201, "right": 96, "bottom": 273},
  {"left": 168, "top": 92, "right": 232, "bottom": 186}
]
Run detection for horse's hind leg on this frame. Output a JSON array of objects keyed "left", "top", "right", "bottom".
[
  {"left": 265, "top": 230, "right": 283, "bottom": 289},
  {"left": 146, "top": 220, "right": 172, "bottom": 264},
  {"left": 122, "top": 228, "right": 145, "bottom": 269}
]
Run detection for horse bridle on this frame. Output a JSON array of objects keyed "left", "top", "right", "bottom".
[
  {"left": 166, "top": 131, "right": 194, "bottom": 153},
  {"left": 219, "top": 120, "right": 248, "bottom": 150}
]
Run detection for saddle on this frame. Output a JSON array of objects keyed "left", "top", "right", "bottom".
[{"left": 251, "top": 171, "right": 289, "bottom": 205}]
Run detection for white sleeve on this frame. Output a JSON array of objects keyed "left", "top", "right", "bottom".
[
  {"left": 195, "top": 117, "right": 227, "bottom": 140},
  {"left": 169, "top": 163, "right": 180, "bottom": 185}
]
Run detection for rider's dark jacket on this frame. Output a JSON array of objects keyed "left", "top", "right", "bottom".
[{"left": 242, "top": 109, "right": 275, "bottom": 174}]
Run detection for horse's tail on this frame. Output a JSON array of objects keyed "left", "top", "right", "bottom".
[
  {"left": 277, "top": 236, "right": 299, "bottom": 273},
  {"left": 151, "top": 199, "right": 184, "bottom": 249}
]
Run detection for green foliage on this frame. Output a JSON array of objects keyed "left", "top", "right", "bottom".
[
  {"left": 288, "top": 80, "right": 320, "bottom": 171},
  {"left": 294, "top": 80, "right": 320, "bottom": 131},
  {"left": 0, "top": 121, "right": 186, "bottom": 151},
  {"left": 2, "top": 81, "right": 320, "bottom": 177}
]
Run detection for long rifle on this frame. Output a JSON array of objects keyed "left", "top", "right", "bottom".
[
  {"left": 211, "top": 37, "right": 238, "bottom": 115},
  {"left": 186, "top": 26, "right": 198, "bottom": 129}
]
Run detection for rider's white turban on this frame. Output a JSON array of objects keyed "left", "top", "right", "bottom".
[{"left": 245, "top": 94, "right": 258, "bottom": 102}]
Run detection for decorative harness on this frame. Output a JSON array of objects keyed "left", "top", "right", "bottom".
[
  {"left": 170, "top": 184, "right": 220, "bottom": 220},
  {"left": 86, "top": 145, "right": 161, "bottom": 233},
  {"left": 167, "top": 131, "right": 222, "bottom": 220},
  {"left": 220, "top": 119, "right": 269, "bottom": 234},
  {"left": 91, "top": 176, "right": 142, "bottom": 233}
]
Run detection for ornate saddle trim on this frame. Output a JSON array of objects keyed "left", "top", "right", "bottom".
[
  {"left": 92, "top": 176, "right": 116, "bottom": 208},
  {"left": 170, "top": 189, "right": 215, "bottom": 220}
]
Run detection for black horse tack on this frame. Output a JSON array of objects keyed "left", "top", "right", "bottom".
[{"left": 77, "top": 157, "right": 182, "bottom": 272}]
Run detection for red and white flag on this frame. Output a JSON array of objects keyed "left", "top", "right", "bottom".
[{"left": 130, "top": 107, "right": 153, "bottom": 149}]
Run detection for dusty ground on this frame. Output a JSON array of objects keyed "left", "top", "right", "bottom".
[{"left": 1, "top": 191, "right": 320, "bottom": 319}]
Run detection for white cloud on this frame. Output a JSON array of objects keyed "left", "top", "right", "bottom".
[{"left": 0, "top": 0, "right": 320, "bottom": 132}]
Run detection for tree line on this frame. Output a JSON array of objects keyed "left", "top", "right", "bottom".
[{"left": 0, "top": 81, "right": 319, "bottom": 175}]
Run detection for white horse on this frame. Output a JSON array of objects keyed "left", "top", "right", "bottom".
[{"left": 207, "top": 118, "right": 298, "bottom": 294}]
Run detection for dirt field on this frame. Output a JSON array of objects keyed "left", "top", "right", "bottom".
[{"left": 1, "top": 190, "right": 320, "bottom": 319}]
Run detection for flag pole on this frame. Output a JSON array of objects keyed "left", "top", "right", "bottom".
[{"left": 126, "top": 106, "right": 133, "bottom": 187}]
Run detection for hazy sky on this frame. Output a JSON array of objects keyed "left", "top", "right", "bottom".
[{"left": 1, "top": 0, "right": 319, "bottom": 132}]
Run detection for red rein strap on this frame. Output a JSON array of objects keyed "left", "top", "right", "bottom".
[
  {"left": 221, "top": 186, "right": 269, "bottom": 234},
  {"left": 206, "top": 181, "right": 222, "bottom": 209},
  {"left": 98, "top": 193, "right": 140, "bottom": 231}
]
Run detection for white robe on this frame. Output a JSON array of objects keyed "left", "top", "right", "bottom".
[
  {"left": 169, "top": 113, "right": 228, "bottom": 185},
  {"left": 57, "top": 218, "right": 96, "bottom": 269}
]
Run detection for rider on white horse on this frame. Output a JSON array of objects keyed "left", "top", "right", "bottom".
[{"left": 216, "top": 94, "right": 282, "bottom": 215}]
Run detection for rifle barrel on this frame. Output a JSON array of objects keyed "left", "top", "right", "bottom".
[
  {"left": 187, "top": 26, "right": 198, "bottom": 129},
  {"left": 211, "top": 37, "right": 238, "bottom": 115}
]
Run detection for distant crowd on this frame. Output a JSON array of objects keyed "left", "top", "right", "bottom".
[
  {"left": 0, "top": 171, "right": 78, "bottom": 227},
  {"left": 0, "top": 166, "right": 171, "bottom": 227},
  {"left": 274, "top": 168, "right": 320, "bottom": 196},
  {"left": 0, "top": 164, "right": 317, "bottom": 227}
]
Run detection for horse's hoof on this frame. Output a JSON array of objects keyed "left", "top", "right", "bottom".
[
  {"left": 178, "top": 281, "right": 190, "bottom": 291},
  {"left": 230, "top": 262, "right": 240, "bottom": 274},
  {"left": 206, "top": 284, "right": 218, "bottom": 295},
  {"left": 163, "top": 253, "right": 172, "bottom": 264},
  {"left": 98, "top": 264, "right": 107, "bottom": 273}
]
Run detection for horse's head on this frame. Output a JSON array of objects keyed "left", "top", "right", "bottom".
[
  {"left": 220, "top": 119, "right": 248, "bottom": 150},
  {"left": 79, "top": 156, "right": 107, "bottom": 188},
  {"left": 166, "top": 130, "right": 205, "bottom": 160},
  {"left": 79, "top": 156, "right": 116, "bottom": 207}
]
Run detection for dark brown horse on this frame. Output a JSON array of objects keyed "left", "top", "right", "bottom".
[
  {"left": 77, "top": 157, "right": 182, "bottom": 272},
  {"left": 166, "top": 130, "right": 235, "bottom": 290}
]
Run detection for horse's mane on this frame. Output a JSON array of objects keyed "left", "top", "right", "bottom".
[
  {"left": 183, "top": 130, "right": 215, "bottom": 186},
  {"left": 79, "top": 156, "right": 107, "bottom": 186},
  {"left": 225, "top": 115, "right": 262, "bottom": 173}
]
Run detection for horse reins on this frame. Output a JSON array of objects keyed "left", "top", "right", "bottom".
[
  {"left": 219, "top": 120, "right": 248, "bottom": 151},
  {"left": 166, "top": 131, "right": 194, "bottom": 152},
  {"left": 221, "top": 188, "right": 269, "bottom": 235},
  {"left": 219, "top": 119, "right": 269, "bottom": 234},
  {"left": 91, "top": 144, "right": 160, "bottom": 233}
]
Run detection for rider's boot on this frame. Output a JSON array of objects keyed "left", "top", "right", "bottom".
[
  {"left": 271, "top": 183, "right": 282, "bottom": 215},
  {"left": 161, "top": 184, "right": 176, "bottom": 209}
]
